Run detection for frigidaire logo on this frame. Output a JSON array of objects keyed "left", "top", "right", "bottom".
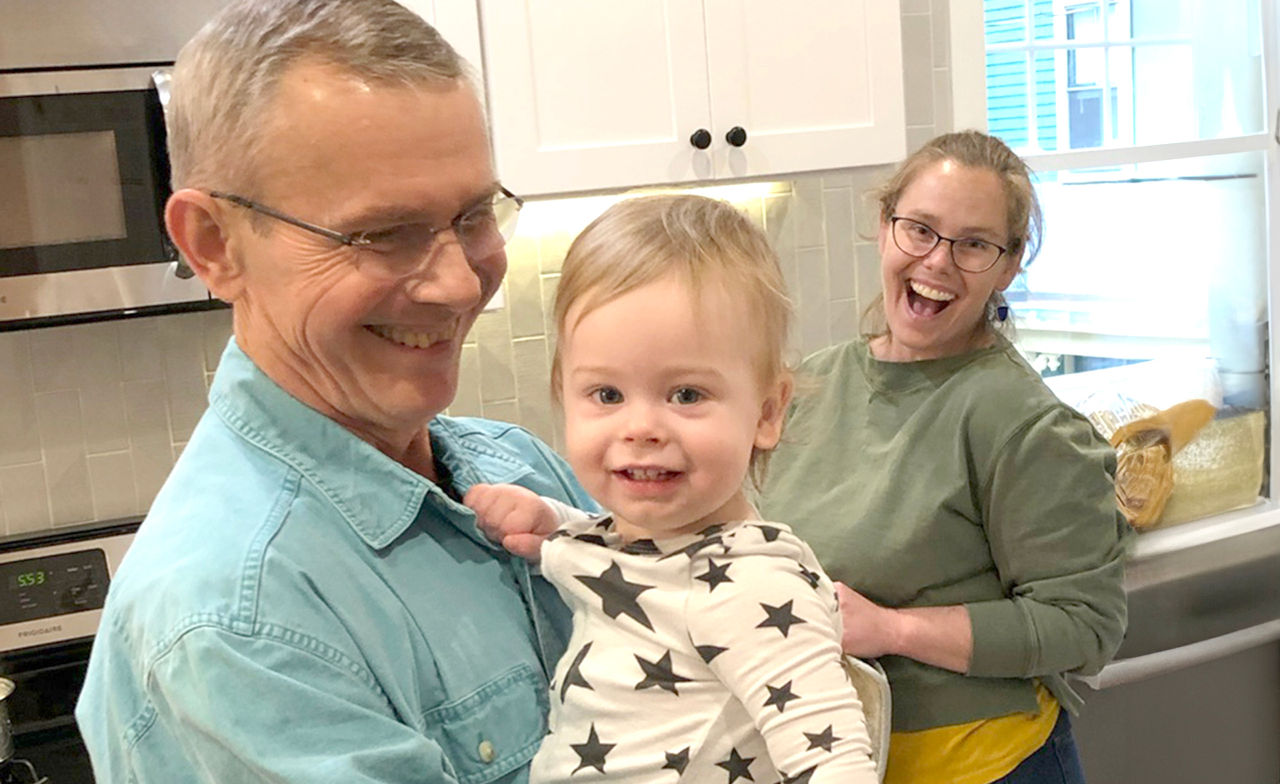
[{"left": 18, "top": 625, "right": 62, "bottom": 638}]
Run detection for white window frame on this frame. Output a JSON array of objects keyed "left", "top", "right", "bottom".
[{"left": 950, "top": 0, "right": 1280, "bottom": 551}]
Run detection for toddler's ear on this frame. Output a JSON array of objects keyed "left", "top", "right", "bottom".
[{"left": 754, "top": 373, "right": 793, "bottom": 451}]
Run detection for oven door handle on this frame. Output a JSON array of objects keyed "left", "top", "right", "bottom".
[{"left": 1072, "top": 618, "right": 1280, "bottom": 690}]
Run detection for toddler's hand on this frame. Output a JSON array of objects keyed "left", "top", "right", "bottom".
[{"left": 464, "top": 483, "right": 558, "bottom": 562}]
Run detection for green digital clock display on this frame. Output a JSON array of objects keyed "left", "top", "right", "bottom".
[{"left": 15, "top": 570, "right": 46, "bottom": 588}]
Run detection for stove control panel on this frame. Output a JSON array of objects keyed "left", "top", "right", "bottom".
[
  {"left": 0, "top": 550, "right": 110, "bottom": 625},
  {"left": 0, "top": 528, "right": 134, "bottom": 652}
]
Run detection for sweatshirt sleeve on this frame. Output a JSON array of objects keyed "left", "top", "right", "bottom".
[{"left": 966, "top": 404, "right": 1133, "bottom": 679}]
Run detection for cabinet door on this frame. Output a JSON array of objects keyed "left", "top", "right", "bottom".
[
  {"left": 397, "top": 0, "right": 484, "bottom": 77},
  {"left": 480, "top": 0, "right": 712, "bottom": 196},
  {"left": 703, "top": 0, "right": 905, "bottom": 177}
]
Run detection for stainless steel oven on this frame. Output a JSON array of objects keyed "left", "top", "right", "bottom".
[
  {"left": 1070, "top": 514, "right": 1280, "bottom": 783},
  {"left": 0, "top": 0, "right": 230, "bottom": 329},
  {"left": 0, "top": 521, "right": 139, "bottom": 784}
]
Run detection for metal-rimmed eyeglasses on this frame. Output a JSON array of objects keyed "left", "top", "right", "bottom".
[
  {"left": 889, "top": 216, "right": 1008, "bottom": 273},
  {"left": 208, "top": 187, "right": 524, "bottom": 277}
]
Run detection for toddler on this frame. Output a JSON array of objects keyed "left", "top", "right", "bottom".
[{"left": 466, "top": 194, "right": 879, "bottom": 784}]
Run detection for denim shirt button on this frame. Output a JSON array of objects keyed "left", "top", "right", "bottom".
[{"left": 478, "top": 739, "right": 496, "bottom": 763}]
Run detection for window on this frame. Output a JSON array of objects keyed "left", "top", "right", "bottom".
[
  {"left": 982, "top": 0, "right": 1277, "bottom": 526},
  {"left": 1063, "top": 2, "right": 1124, "bottom": 148}
]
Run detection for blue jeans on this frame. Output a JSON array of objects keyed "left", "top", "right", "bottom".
[{"left": 992, "top": 708, "right": 1087, "bottom": 784}]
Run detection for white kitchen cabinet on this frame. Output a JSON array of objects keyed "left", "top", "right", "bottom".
[
  {"left": 399, "top": 0, "right": 484, "bottom": 78},
  {"left": 479, "top": 0, "right": 906, "bottom": 196}
]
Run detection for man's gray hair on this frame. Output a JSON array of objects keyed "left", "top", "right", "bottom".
[{"left": 167, "top": 0, "right": 471, "bottom": 192}]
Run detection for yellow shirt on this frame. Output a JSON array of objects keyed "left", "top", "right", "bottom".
[{"left": 884, "top": 683, "right": 1059, "bottom": 784}]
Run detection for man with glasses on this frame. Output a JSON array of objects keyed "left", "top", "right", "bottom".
[{"left": 75, "top": 1, "right": 595, "bottom": 782}]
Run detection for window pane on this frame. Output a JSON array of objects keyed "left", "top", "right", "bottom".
[
  {"left": 986, "top": 50, "right": 1032, "bottom": 148},
  {"left": 984, "top": 0, "right": 1266, "bottom": 150},
  {"left": 1008, "top": 151, "right": 1266, "bottom": 412},
  {"left": 1032, "top": 50, "right": 1059, "bottom": 151},
  {"left": 985, "top": 0, "right": 1031, "bottom": 44},
  {"left": 985, "top": 0, "right": 1061, "bottom": 151},
  {"left": 1065, "top": 3, "right": 1103, "bottom": 45}
]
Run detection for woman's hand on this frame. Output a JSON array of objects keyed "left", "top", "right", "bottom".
[
  {"left": 834, "top": 582, "right": 902, "bottom": 658},
  {"left": 835, "top": 582, "right": 974, "bottom": 674},
  {"left": 464, "top": 483, "right": 558, "bottom": 562}
]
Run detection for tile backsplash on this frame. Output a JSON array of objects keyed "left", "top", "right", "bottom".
[
  {"left": 0, "top": 2, "right": 956, "bottom": 535},
  {"left": 0, "top": 310, "right": 231, "bottom": 534}
]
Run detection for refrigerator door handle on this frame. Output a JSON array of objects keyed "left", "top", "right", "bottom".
[{"left": 1073, "top": 618, "right": 1280, "bottom": 690}]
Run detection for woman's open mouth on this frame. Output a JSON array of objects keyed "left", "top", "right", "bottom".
[{"left": 906, "top": 280, "right": 955, "bottom": 316}]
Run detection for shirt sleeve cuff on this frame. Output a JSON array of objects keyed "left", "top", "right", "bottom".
[
  {"left": 539, "top": 495, "right": 593, "bottom": 526},
  {"left": 965, "top": 598, "right": 1032, "bottom": 677}
]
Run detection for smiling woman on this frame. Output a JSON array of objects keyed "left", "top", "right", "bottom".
[
  {"left": 760, "top": 131, "right": 1130, "bottom": 784},
  {"left": 871, "top": 158, "right": 1023, "bottom": 361}
]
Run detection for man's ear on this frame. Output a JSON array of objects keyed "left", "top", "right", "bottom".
[
  {"left": 754, "top": 371, "right": 794, "bottom": 451},
  {"left": 165, "top": 189, "right": 246, "bottom": 302}
]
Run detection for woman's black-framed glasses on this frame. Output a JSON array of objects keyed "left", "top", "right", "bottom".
[
  {"left": 207, "top": 186, "right": 524, "bottom": 277},
  {"left": 889, "top": 216, "right": 1008, "bottom": 273}
]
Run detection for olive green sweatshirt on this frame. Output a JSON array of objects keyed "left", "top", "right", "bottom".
[{"left": 759, "top": 337, "right": 1132, "bottom": 732}]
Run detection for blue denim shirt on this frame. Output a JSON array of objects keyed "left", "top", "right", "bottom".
[{"left": 76, "top": 340, "right": 596, "bottom": 783}]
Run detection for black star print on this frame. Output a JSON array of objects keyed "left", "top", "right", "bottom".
[
  {"left": 695, "top": 559, "right": 733, "bottom": 592},
  {"left": 622, "top": 538, "right": 661, "bottom": 555},
  {"left": 635, "top": 650, "right": 692, "bottom": 694},
  {"left": 576, "top": 561, "right": 655, "bottom": 629},
  {"left": 547, "top": 529, "right": 572, "bottom": 542},
  {"left": 763, "top": 680, "right": 801, "bottom": 712},
  {"left": 574, "top": 533, "right": 609, "bottom": 546},
  {"left": 757, "top": 600, "right": 807, "bottom": 637},
  {"left": 755, "top": 524, "right": 782, "bottom": 542},
  {"left": 560, "top": 642, "right": 594, "bottom": 702},
  {"left": 797, "top": 564, "right": 821, "bottom": 589},
  {"left": 715, "top": 747, "right": 755, "bottom": 783},
  {"left": 804, "top": 725, "right": 841, "bottom": 752},
  {"left": 695, "top": 644, "right": 728, "bottom": 663},
  {"left": 570, "top": 723, "right": 615, "bottom": 774},
  {"left": 663, "top": 747, "right": 691, "bottom": 774},
  {"left": 781, "top": 765, "right": 818, "bottom": 784},
  {"left": 660, "top": 533, "right": 725, "bottom": 560}
]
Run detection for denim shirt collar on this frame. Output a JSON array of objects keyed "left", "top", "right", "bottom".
[{"left": 207, "top": 338, "right": 527, "bottom": 551}]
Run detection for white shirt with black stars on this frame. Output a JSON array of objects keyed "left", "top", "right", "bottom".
[{"left": 528, "top": 513, "right": 878, "bottom": 784}]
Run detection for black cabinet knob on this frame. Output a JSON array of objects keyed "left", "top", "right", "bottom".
[
  {"left": 689, "top": 128, "right": 712, "bottom": 149},
  {"left": 725, "top": 126, "right": 747, "bottom": 147}
]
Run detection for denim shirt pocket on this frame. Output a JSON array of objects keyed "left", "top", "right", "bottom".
[{"left": 421, "top": 663, "right": 549, "bottom": 784}]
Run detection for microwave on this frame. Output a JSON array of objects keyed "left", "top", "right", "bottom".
[
  {"left": 0, "top": 67, "right": 215, "bottom": 328},
  {"left": 0, "top": 0, "right": 231, "bottom": 329}
]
